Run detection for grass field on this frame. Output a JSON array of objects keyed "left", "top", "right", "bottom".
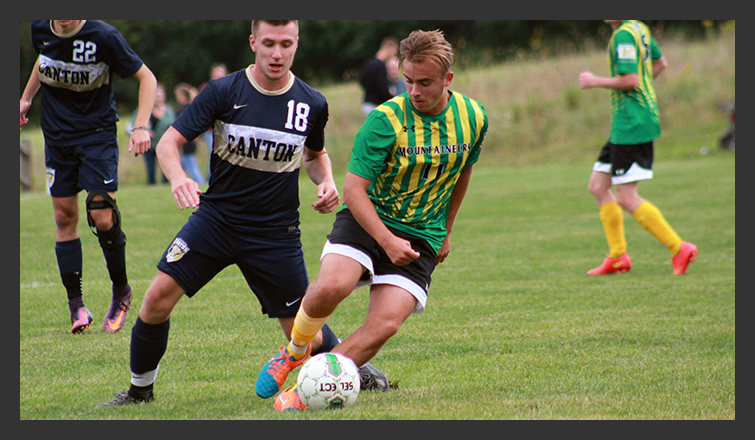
[
  {"left": 19, "top": 29, "right": 734, "bottom": 420},
  {"left": 20, "top": 150, "right": 734, "bottom": 420}
]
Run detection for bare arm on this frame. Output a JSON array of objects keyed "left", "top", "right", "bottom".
[
  {"left": 302, "top": 147, "right": 340, "bottom": 214},
  {"left": 436, "top": 164, "right": 474, "bottom": 265},
  {"left": 343, "top": 172, "right": 420, "bottom": 266},
  {"left": 156, "top": 126, "right": 201, "bottom": 210},
  {"left": 652, "top": 55, "right": 667, "bottom": 79},
  {"left": 128, "top": 64, "right": 158, "bottom": 157},
  {"left": 579, "top": 71, "right": 638, "bottom": 91},
  {"left": 20, "top": 57, "right": 41, "bottom": 129}
]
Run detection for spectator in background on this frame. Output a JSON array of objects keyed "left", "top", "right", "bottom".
[
  {"left": 173, "top": 82, "right": 205, "bottom": 184},
  {"left": 386, "top": 56, "right": 406, "bottom": 96},
  {"left": 199, "top": 62, "right": 228, "bottom": 181},
  {"left": 359, "top": 37, "right": 398, "bottom": 118},
  {"left": 129, "top": 82, "right": 173, "bottom": 185}
]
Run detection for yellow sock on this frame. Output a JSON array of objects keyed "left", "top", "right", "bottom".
[
  {"left": 600, "top": 201, "right": 627, "bottom": 258},
  {"left": 632, "top": 201, "right": 682, "bottom": 255},
  {"left": 287, "top": 307, "right": 330, "bottom": 360}
]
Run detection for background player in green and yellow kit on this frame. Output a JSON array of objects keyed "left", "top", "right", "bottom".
[
  {"left": 579, "top": 20, "right": 698, "bottom": 276},
  {"left": 256, "top": 29, "right": 488, "bottom": 411}
]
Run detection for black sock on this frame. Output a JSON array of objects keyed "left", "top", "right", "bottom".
[
  {"left": 56, "top": 239, "right": 83, "bottom": 305},
  {"left": 130, "top": 316, "right": 170, "bottom": 383},
  {"left": 312, "top": 323, "right": 340, "bottom": 356},
  {"left": 128, "top": 383, "right": 154, "bottom": 400},
  {"left": 98, "top": 225, "right": 128, "bottom": 288}
]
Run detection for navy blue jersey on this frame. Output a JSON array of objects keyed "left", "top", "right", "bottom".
[
  {"left": 172, "top": 67, "right": 329, "bottom": 229},
  {"left": 31, "top": 20, "right": 144, "bottom": 146}
]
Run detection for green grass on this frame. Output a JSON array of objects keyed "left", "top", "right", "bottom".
[{"left": 20, "top": 150, "right": 734, "bottom": 420}]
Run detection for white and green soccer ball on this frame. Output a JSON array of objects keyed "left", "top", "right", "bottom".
[{"left": 296, "top": 352, "right": 360, "bottom": 410}]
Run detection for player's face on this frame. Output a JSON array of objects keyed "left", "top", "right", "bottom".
[
  {"left": 403, "top": 59, "right": 453, "bottom": 116},
  {"left": 249, "top": 22, "right": 299, "bottom": 89}
]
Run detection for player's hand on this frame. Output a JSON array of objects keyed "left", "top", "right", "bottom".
[
  {"left": 383, "top": 235, "right": 421, "bottom": 266},
  {"left": 579, "top": 71, "right": 597, "bottom": 89},
  {"left": 170, "top": 174, "right": 201, "bottom": 210},
  {"left": 20, "top": 100, "right": 31, "bottom": 129},
  {"left": 311, "top": 181, "right": 340, "bottom": 214},
  {"left": 435, "top": 236, "right": 451, "bottom": 265},
  {"left": 128, "top": 129, "right": 152, "bottom": 157}
]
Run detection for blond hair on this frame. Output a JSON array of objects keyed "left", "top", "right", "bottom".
[{"left": 399, "top": 29, "right": 455, "bottom": 76}]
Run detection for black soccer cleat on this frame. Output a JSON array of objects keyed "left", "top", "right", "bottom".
[
  {"left": 359, "top": 362, "right": 390, "bottom": 392},
  {"left": 97, "top": 390, "right": 154, "bottom": 408}
]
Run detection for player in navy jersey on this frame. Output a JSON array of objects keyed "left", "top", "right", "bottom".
[
  {"left": 20, "top": 20, "right": 157, "bottom": 335},
  {"left": 98, "top": 21, "right": 386, "bottom": 408}
]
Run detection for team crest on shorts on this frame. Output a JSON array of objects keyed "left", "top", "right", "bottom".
[
  {"left": 46, "top": 167, "right": 55, "bottom": 189},
  {"left": 166, "top": 238, "right": 190, "bottom": 262}
]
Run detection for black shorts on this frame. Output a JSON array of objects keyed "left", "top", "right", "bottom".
[
  {"left": 593, "top": 141, "right": 654, "bottom": 184},
  {"left": 156, "top": 212, "right": 309, "bottom": 318},
  {"left": 45, "top": 139, "right": 119, "bottom": 197},
  {"left": 323, "top": 208, "right": 437, "bottom": 314}
]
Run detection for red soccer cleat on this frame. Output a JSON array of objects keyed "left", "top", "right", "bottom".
[
  {"left": 587, "top": 253, "right": 632, "bottom": 275},
  {"left": 671, "top": 242, "right": 699, "bottom": 275}
]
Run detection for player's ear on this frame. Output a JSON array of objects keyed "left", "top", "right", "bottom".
[
  {"left": 249, "top": 34, "right": 256, "bottom": 53},
  {"left": 444, "top": 71, "right": 454, "bottom": 88}
]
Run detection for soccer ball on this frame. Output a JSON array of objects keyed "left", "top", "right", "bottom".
[{"left": 296, "top": 352, "right": 360, "bottom": 410}]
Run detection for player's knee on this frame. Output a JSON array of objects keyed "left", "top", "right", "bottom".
[
  {"left": 86, "top": 192, "right": 126, "bottom": 250},
  {"left": 311, "top": 278, "right": 352, "bottom": 305}
]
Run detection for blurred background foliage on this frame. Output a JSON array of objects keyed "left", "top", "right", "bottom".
[{"left": 19, "top": 20, "right": 729, "bottom": 120}]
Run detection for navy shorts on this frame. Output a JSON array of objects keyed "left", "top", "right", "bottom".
[
  {"left": 157, "top": 212, "right": 309, "bottom": 318},
  {"left": 593, "top": 141, "right": 654, "bottom": 185},
  {"left": 323, "top": 208, "right": 437, "bottom": 314},
  {"left": 45, "top": 138, "right": 119, "bottom": 198}
]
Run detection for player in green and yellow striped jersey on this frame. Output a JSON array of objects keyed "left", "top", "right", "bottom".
[
  {"left": 256, "top": 29, "right": 488, "bottom": 409},
  {"left": 580, "top": 20, "right": 698, "bottom": 276}
]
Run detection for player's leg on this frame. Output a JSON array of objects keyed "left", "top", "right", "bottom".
[
  {"left": 52, "top": 195, "right": 92, "bottom": 333},
  {"left": 333, "top": 283, "right": 417, "bottom": 367},
  {"left": 255, "top": 253, "right": 364, "bottom": 399},
  {"left": 47, "top": 141, "right": 94, "bottom": 333},
  {"left": 79, "top": 139, "right": 133, "bottom": 331},
  {"left": 620, "top": 185, "right": 697, "bottom": 274},
  {"left": 85, "top": 191, "right": 132, "bottom": 332},
  {"left": 98, "top": 271, "right": 185, "bottom": 407},
  {"left": 587, "top": 171, "right": 630, "bottom": 275},
  {"left": 587, "top": 142, "right": 631, "bottom": 275}
]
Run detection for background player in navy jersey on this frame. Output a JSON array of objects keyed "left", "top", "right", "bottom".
[
  {"left": 99, "top": 20, "right": 386, "bottom": 408},
  {"left": 20, "top": 20, "right": 157, "bottom": 335}
]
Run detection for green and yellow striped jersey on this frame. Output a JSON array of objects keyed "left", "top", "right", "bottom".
[
  {"left": 347, "top": 91, "right": 488, "bottom": 252},
  {"left": 608, "top": 20, "right": 663, "bottom": 144}
]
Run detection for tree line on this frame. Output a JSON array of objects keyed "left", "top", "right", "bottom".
[{"left": 19, "top": 20, "right": 727, "bottom": 116}]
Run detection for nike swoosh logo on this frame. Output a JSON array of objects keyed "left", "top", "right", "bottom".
[
  {"left": 286, "top": 298, "right": 302, "bottom": 307},
  {"left": 613, "top": 261, "right": 625, "bottom": 268},
  {"left": 233, "top": 104, "right": 247, "bottom": 109},
  {"left": 104, "top": 178, "right": 115, "bottom": 184},
  {"left": 107, "top": 311, "right": 126, "bottom": 331}
]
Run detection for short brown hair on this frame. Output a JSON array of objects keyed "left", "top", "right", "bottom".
[
  {"left": 399, "top": 29, "right": 455, "bottom": 76},
  {"left": 251, "top": 20, "right": 299, "bottom": 36}
]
